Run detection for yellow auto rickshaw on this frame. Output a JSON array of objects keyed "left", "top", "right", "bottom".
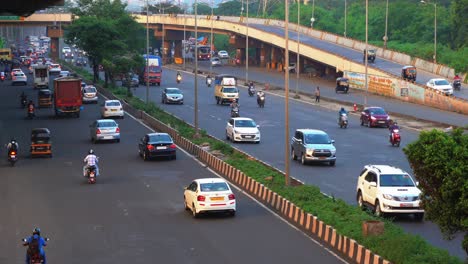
[
  {"left": 31, "top": 128, "right": 52, "bottom": 158},
  {"left": 38, "top": 89, "right": 53, "bottom": 108}
]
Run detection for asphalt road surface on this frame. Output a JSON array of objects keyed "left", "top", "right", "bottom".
[
  {"left": 0, "top": 70, "right": 345, "bottom": 263},
  {"left": 127, "top": 68, "right": 464, "bottom": 259}
]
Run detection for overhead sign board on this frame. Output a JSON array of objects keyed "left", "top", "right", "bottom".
[{"left": 0, "top": 16, "right": 25, "bottom": 21}]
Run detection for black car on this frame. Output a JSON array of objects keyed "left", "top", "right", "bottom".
[{"left": 138, "top": 133, "right": 176, "bottom": 161}]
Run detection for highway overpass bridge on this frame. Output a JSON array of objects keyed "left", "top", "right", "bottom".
[{"left": 1, "top": 13, "right": 460, "bottom": 81}]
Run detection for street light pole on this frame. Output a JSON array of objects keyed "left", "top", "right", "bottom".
[
  {"left": 383, "top": 0, "right": 388, "bottom": 49},
  {"left": 194, "top": 0, "right": 200, "bottom": 137},
  {"left": 284, "top": 0, "right": 290, "bottom": 186},
  {"left": 420, "top": 0, "right": 437, "bottom": 64},
  {"left": 210, "top": 0, "right": 213, "bottom": 74},
  {"left": 344, "top": 0, "right": 347, "bottom": 37},
  {"left": 146, "top": 0, "right": 150, "bottom": 103},
  {"left": 295, "top": 0, "right": 300, "bottom": 98},
  {"left": 364, "top": 0, "right": 368, "bottom": 107},
  {"left": 311, "top": 0, "right": 315, "bottom": 28},
  {"left": 245, "top": 0, "right": 249, "bottom": 85},
  {"left": 183, "top": 2, "right": 186, "bottom": 70}
]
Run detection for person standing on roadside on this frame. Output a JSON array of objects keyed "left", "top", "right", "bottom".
[{"left": 315, "top": 86, "right": 320, "bottom": 103}]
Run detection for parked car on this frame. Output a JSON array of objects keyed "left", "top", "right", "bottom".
[
  {"left": 356, "top": 165, "right": 424, "bottom": 220},
  {"left": 291, "top": 129, "right": 336, "bottom": 166},
  {"left": 225, "top": 117, "right": 261, "bottom": 143},
  {"left": 218, "top": 50, "right": 229, "bottom": 59},
  {"left": 12, "top": 72, "right": 27, "bottom": 86},
  {"left": 89, "top": 119, "right": 120, "bottom": 143},
  {"left": 211, "top": 57, "right": 222, "bottom": 67},
  {"left": 426, "top": 78, "right": 453, "bottom": 96},
  {"left": 161, "top": 87, "right": 184, "bottom": 104},
  {"left": 138, "top": 132, "right": 176, "bottom": 160},
  {"left": 360, "top": 107, "right": 390, "bottom": 128},
  {"left": 101, "top": 100, "right": 124, "bottom": 119},
  {"left": 184, "top": 178, "right": 236, "bottom": 217},
  {"left": 82, "top": 85, "right": 98, "bottom": 104},
  {"left": 48, "top": 64, "right": 61, "bottom": 74}
]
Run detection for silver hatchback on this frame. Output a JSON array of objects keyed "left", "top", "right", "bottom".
[{"left": 89, "top": 119, "right": 120, "bottom": 143}]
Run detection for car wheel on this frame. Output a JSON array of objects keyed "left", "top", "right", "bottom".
[
  {"left": 301, "top": 153, "right": 307, "bottom": 165},
  {"left": 367, "top": 120, "right": 371, "bottom": 128},
  {"left": 116, "top": 139, "right": 120, "bottom": 143},
  {"left": 143, "top": 151, "right": 149, "bottom": 161},
  {"left": 357, "top": 192, "right": 364, "bottom": 210},
  {"left": 329, "top": 161, "right": 336, "bottom": 166},
  {"left": 375, "top": 200, "right": 384, "bottom": 217},
  {"left": 291, "top": 148, "right": 297, "bottom": 160},
  {"left": 414, "top": 213, "right": 424, "bottom": 221},
  {"left": 184, "top": 197, "right": 190, "bottom": 211},
  {"left": 360, "top": 119, "right": 364, "bottom": 126},
  {"left": 172, "top": 155, "right": 177, "bottom": 160},
  {"left": 225, "top": 131, "right": 230, "bottom": 140},
  {"left": 229, "top": 210, "right": 236, "bottom": 217},
  {"left": 192, "top": 203, "right": 199, "bottom": 218},
  {"left": 92, "top": 137, "right": 96, "bottom": 144},
  {"left": 161, "top": 98, "right": 165, "bottom": 104}
]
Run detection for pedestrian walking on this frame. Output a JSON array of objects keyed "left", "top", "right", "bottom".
[{"left": 315, "top": 86, "right": 320, "bottom": 103}]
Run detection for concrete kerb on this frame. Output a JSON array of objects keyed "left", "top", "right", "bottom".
[{"left": 83, "top": 75, "right": 392, "bottom": 264}]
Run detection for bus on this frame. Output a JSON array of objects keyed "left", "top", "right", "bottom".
[
  {"left": 0, "top": 48, "right": 12, "bottom": 61},
  {"left": 195, "top": 45, "right": 211, "bottom": 61}
]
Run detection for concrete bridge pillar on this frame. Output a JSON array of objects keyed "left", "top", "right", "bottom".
[
  {"left": 236, "top": 48, "right": 245, "bottom": 65},
  {"left": 174, "top": 40, "right": 182, "bottom": 58}
]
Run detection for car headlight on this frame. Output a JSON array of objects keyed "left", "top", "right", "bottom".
[
  {"left": 306, "top": 149, "right": 313, "bottom": 155},
  {"left": 386, "top": 116, "right": 390, "bottom": 120},
  {"left": 234, "top": 129, "right": 240, "bottom": 133},
  {"left": 371, "top": 116, "right": 376, "bottom": 120},
  {"left": 331, "top": 149, "right": 336, "bottom": 155},
  {"left": 382, "top": 194, "right": 394, "bottom": 200}
]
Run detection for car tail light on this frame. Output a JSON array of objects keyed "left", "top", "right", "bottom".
[
  {"left": 147, "top": 144, "right": 155, "bottom": 151},
  {"left": 96, "top": 129, "right": 101, "bottom": 134},
  {"left": 197, "top": 195, "right": 206, "bottom": 202},
  {"left": 169, "top": 144, "right": 176, "bottom": 149},
  {"left": 228, "top": 194, "right": 235, "bottom": 200},
  {"left": 115, "top": 127, "right": 120, "bottom": 133}
]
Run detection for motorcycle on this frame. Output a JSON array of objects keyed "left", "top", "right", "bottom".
[
  {"left": 8, "top": 149, "right": 17, "bottom": 166},
  {"left": 390, "top": 129, "right": 401, "bottom": 147},
  {"left": 176, "top": 74, "right": 182, "bottom": 84},
  {"left": 21, "top": 98, "right": 27, "bottom": 108},
  {"left": 27, "top": 105, "right": 35, "bottom": 119},
  {"left": 206, "top": 78, "right": 212, "bottom": 87},
  {"left": 338, "top": 113, "right": 348, "bottom": 129},
  {"left": 230, "top": 107, "right": 240, "bottom": 117},
  {"left": 248, "top": 86, "right": 256, "bottom": 97},
  {"left": 453, "top": 80, "right": 461, "bottom": 91},
  {"left": 86, "top": 165, "right": 97, "bottom": 184},
  {"left": 257, "top": 95, "right": 265, "bottom": 108},
  {"left": 0, "top": 75, "right": 4, "bottom": 82},
  {"left": 22, "top": 237, "right": 50, "bottom": 264}
]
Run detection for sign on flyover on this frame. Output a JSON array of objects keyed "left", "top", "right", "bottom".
[{"left": 0, "top": 16, "right": 25, "bottom": 21}]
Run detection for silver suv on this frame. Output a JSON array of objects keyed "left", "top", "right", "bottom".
[
  {"left": 291, "top": 129, "right": 336, "bottom": 166},
  {"left": 356, "top": 165, "right": 424, "bottom": 221}
]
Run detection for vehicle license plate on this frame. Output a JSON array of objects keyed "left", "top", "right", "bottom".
[
  {"left": 211, "top": 197, "right": 224, "bottom": 201},
  {"left": 10, "top": 155, "right": 15, "bottom": 158},
  {"left": 378, "top": 121, "right": 385, "bottom": 123},
  {"left": 400, "top": 203, "right": 412, "bottom": 207},
  {"left": 103, "top": 136, "right": 113, "bottom": 139},
  {"left": 156, "top": 146, "right": 167, "bottom": 150},
  {"left": 111, "top": 109, "right": 117, "bottom": 112}
]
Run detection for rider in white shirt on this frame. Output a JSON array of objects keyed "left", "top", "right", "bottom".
[{"left": 83, "top": 149, "right": 99, "bottom": 177}]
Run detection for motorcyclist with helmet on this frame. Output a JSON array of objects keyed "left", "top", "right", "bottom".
[
  {"left": 176, "top": 71, "right": 182, "bottom": 83},
  {"left": 23, "top": 227, "right": 48, "bottom": 264},
  {"left": 83, "top": 149, "right": 99, "bottom": 177},
  {"left": 7, "top": 138, "right": 19, "bottom": 156},
  {"left": 388, "top": 120, "right": 400, "bottom": 142}
]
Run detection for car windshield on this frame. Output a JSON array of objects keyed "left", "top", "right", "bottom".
[
  {"left": 200, "top": 182, "right": 229, "bottom": 192},
  {"left": 98, "top": 121, "right": 117, "bottom": 127},
  {"left": 166, "top": 89, "right": 181, "bottom": 94},
  {"left": 84, "top": 87, "right": 96, "bottom": 93},
  {"left": 235, "top": 119, "right": 256, "bottom": 128},
  {"left": 379, "top": 174, "right": 415, "bottom": 187},
  {"left": 106, "top": 101, "right": 121, "bottom": 107},
  {"left": 369, "top": 108, "right": 386, "bottom": 115},
  {"left": 434, "top": 80, "right": 449, "bottom": 86},
  {"left": 304, "top": 133, "right": 331, "bottom": 144},
  {"left": 148, "top": 134, "right": 172, "bottom": 142},
  {"left": 222, "top": 87, "right": 238, "bottom": 93}
]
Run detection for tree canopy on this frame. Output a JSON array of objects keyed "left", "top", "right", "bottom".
[{"left": 403, "top": 128, "right": 468, "bottom": 255}]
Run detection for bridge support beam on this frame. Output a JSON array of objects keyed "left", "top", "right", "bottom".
[{"left": 46, "top": 25, "right": 63, "bottom": 62}]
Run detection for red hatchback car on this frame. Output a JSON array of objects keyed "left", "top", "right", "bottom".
[{"left": 360, "top": 107, "right": 390, "bottom": 128}]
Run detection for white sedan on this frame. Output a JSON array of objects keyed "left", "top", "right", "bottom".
[
  {"left": 48, "top": 64, "right": 61, "bottom": 74},
  {"left": 184, "top": 178, "right": 236, "bottom": 218},
  {"left": 226, "top": 117, "right": 261, "bottom": 143},
  {"left": 218, "top": 50, "right": 229, "bottom": 59},
  {"left": 101, "top": 99, "right": 124, "bottom": 119},
  {"left": 426, "top": 78, "right": 453, "bottom": 95}
]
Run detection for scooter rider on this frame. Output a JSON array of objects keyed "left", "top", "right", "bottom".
[
  {"left": 7, "top": 138, "right": 19, "bottom": 156},
  {"left": 454, "top": 74, "right": 461, "bottom": 81},
  {"left": 23, "top": 227, "right": 47, "bottom": 264},
  {"left": 176, "top": 71, "right": 182, "bottom": 82},
  {"left": 338, "top": 107, "right": 348, "bottom": 119},
  {"left": 206, "top": 74, "right": 212, "bottom": 85},
  {"left": 388, "top": 120, "right": 400, "bottom": 142},
  {"left": 83, "top": 149, "right": 99, "bottom": 177},
  {"left": 27, "top": 100, "right": 35, "bottom": 117}
]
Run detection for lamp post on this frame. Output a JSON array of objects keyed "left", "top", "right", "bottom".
[
  {"left": 295, "top": 0, "right": 300, "bottom": 98},
  {"left": 311, "top": 0, "right": 315, "bottom": 28},
  {"left": 284, "top": 0, "right": 290, "bottom": 186},
  {"left": 364, "top": 0, "right": 368, "bottom": 107},
  {"left": 146, "top": 0, "right": 150, "bottom": 103},
  {"left": 245, "top": 0, "right": 249, "bottom": 85},
  {"left": 183, "top": 1, "right": 186, "bottom": 70},
  {"left": 383, "top": 0, "right": 388, "bottom": 49},
  {"left": 210, "top": 0, "right": 213, "bottom": 74},
  {"left": 344, "top": 0, "right": 347, "bottom": 37},
  {"left": 420, "top": 0, "right": 437, "bottom": 64},
  {"left": 310, "top": 17, "right": 315, "bottom": 28},
  {"left": 194, "top": 0, "right": 200, "bottom": 137}
]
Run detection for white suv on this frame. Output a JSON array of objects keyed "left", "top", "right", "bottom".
[{"left": 356, "top": 165, "right": 424, "bottom": 221}]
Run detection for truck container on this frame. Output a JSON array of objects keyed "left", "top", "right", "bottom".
[
  {"left": 33, "top": 64, "right": 49, "bottom": 89},
  {"left": 54, "top": 76, "right": 82, "bottom": 117}
]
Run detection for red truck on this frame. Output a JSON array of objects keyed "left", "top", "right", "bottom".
[
  {"left": 54, "top": 77, "right": 82, "bottom": 117},
  {"left": 138, "top": 55, "right": 162, "bottom": 86}
]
